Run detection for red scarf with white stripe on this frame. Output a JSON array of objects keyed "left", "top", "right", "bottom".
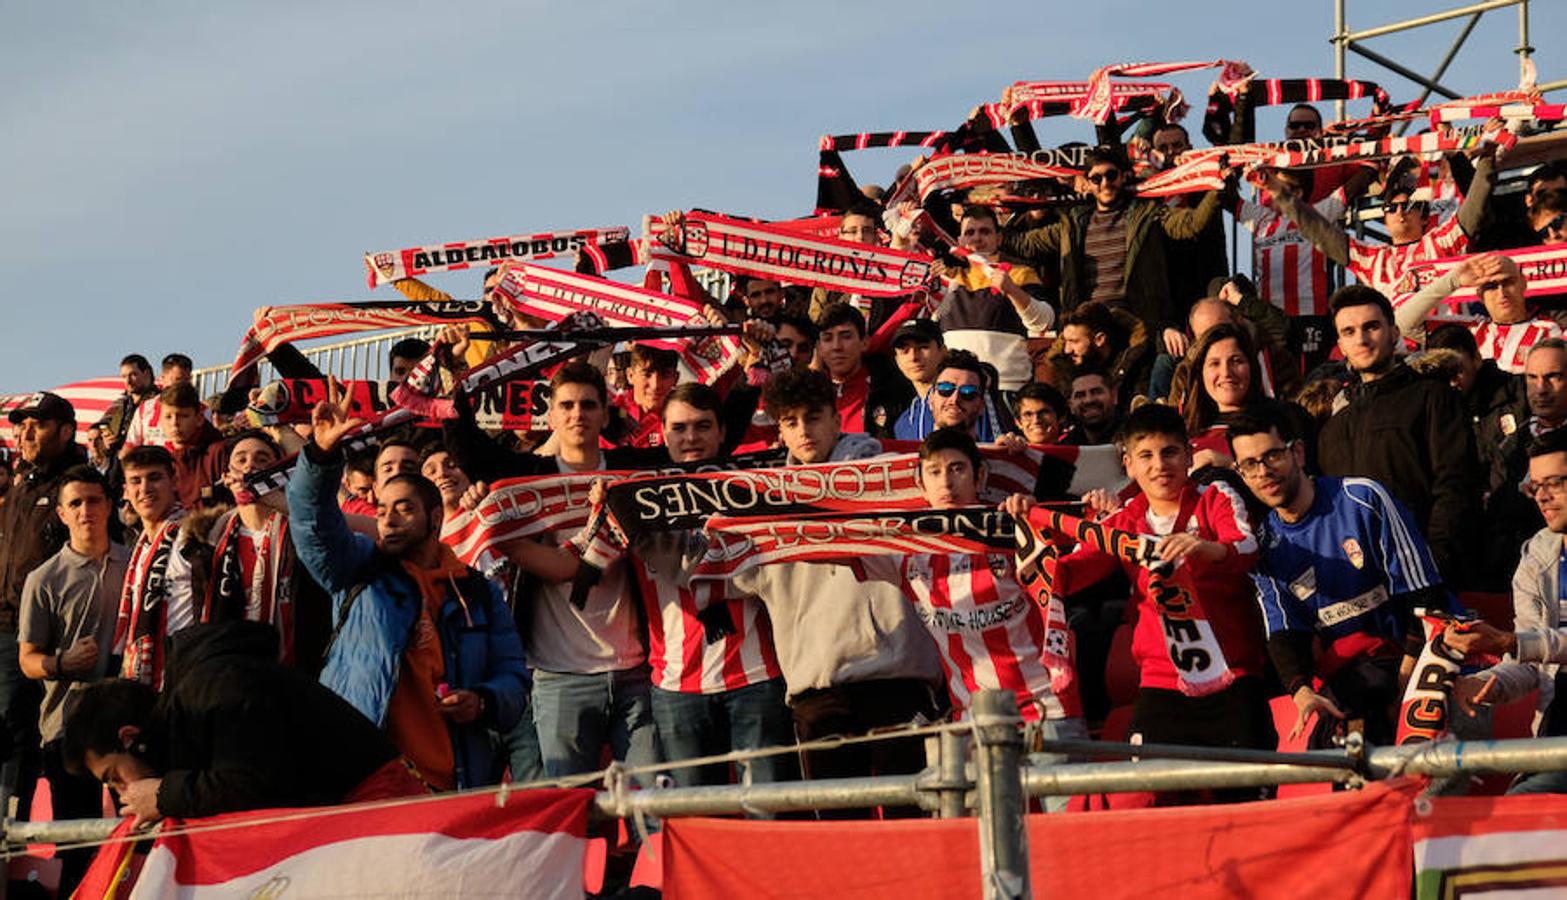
[
  {"left": 115, "top": 513, "right": 185, "bottom": 690},
  {"left": 201, "top": 511, "right": 296, "bottom": 664},
  {"left": 1026, "top": 507, "right": 1234, "bottom": 697},
  {"left": 363, "top": 227, "right": 629, "bottom": 288},
  {"left": 228, "top": 301, "right": 501, "bottom": 379},
  {"left": 646, "top": 210, "right": 936, "bottom": 298},
  {"left": 1398, "top": 243, "right": 1567, "bottom": 303}
]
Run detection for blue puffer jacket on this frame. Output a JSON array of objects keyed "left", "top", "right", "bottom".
[{"left": 287, "top": 444, "right": 528, "bottom": 788}]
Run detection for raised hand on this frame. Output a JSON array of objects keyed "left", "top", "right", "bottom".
[{"left": 309, "top": 379, "right": 367, "bottom": 454}]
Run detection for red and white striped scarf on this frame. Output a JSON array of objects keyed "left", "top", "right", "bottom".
[
  {"left": 1395, "top": 616, "right": 1467, "bottom": 745},
  {"left": 911, "top": 153, "right": 1081, "bottom": 203},
  {"left": 114, "top": 513, "right": 186, "bottom": 690},
  {"left": 491, "top": 264, "right": 741, "bottom": 383},
  {"left": 1074, "top": 60, "right": 1252, "bottom": 123},
  {"left": 1025, "top": 507, "right": 1234, "bottom": 697},
  {"left": 440, "top": 471, "right": 619, "bottom": 574},
  {"left": 1397, "top": 243, "right": 1567, "bottom": 303},
  {"left": 228, "top": 301, "right": 499, "bottom": 379},
  {"left": 245, "top": 379, "right": 397, "bottom": 427},
  {"left": 986, "top": 81, "right": 1171, "bottom": 126},
  {"left": 645, "top": 210, "right": 936, "bottom": 298},
  {"left": 201, "top": 511, "right": 296, "bottom": 664},
  {"left": 1428, "top": 91, "right": 1566, "bottom": 126},
  {"left": 363, "top": 227, "right": 629, "bottom": 288}
]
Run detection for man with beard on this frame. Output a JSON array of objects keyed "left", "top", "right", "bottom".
[
  {"left": 0, "top": 392, "right": 90, "bottom": 813},
  {"left": 1060, "top": 368, "right": 1120, "bottom": 446},
  {"left": 1483, "top": 340, "right": 1567, "bottom": 588},
  {"left": 288, "top": 387, "right": 527, "bottom": 789},
  {"left": 1318, "top": 285, "right": 1481, "bottom": 587}
]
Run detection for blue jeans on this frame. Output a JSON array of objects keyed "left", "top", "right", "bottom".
[
  {"left": 1508, "top": 769, "right": 1567, "bottom": 795},
  {"left": 650, "top": 678, "right": 796, "bottom": 789},
  {"left": 531, "top": 666, "right": 658, "bottom": 786},
  {"left": 1029, "top": 716, "right": 1090, "bottom": 813},
  {"left": 502, "top": 711, "right": 545, "bottom": 785}
]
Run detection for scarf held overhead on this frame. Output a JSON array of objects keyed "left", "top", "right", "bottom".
[
  {"left": 229, "top": 301, "right": 501, "bottom": 379},
  {"left": 364, "top": 226, "right": 631, "bottom": 288}
]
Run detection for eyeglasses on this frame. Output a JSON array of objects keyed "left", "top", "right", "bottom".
[
  {"left": 1538, "top": 214, "right": 1567, "bottom": 239},
  {"left": 935, "top": 381, "right": 982, "bottom": 401},
  {"left": 1523, "top": 473, "right": 1567, "bottom": 499},
  {"left": 1086, "top": 170, "right": 1122, "bottom": 185},
  {"left": 1233, "top": 442, "right": 1297, "bottom": 477},
  {"left": 1285, "top": 119, "right": 1320, "bottom": 132},
  {"left": 1383, "top": 200, "right": 1427, "bottom": 216}
]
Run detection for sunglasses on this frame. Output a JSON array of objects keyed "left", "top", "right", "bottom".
[
  {"left": 935, "top": 381, "right": 982, "bottom": 401},
  {"left": 1383, "top": 200, "right": 1427, "bottom": 216},
  {"left": 1538, "top": 213, "right": 1567, "bottom": 239},
  {"left": 1086, "top": 170, "right": 1122, "bottom": 185}
]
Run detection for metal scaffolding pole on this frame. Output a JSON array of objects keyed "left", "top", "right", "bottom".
[
  {"left": 1343, "top": 0, "right": 1524, "bottom": 43},
  {"left": 972, "top": 691, "right": 1031, "bottom": 900}
]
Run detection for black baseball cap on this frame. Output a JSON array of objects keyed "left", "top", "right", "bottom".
[
  {"left": 7, "top": 392, "right": 76, "bottom": 426},
  {"left": 891, "top": 318, "right": 943, "bottom": 348}
]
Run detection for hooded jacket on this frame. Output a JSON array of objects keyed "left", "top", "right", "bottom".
[{"left": 1478, "top": 528, "right": 1567, "bottom": 734}]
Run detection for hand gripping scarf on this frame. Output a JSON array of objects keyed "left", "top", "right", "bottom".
[
  {"left": 1074, "top": 60, "right": 1253, "bottom": 123},
  {"left": 245, "top": 379, "right": 398, "bottom": 427},
  {"left": 114, "top": 513, "right": 185, "bottom": 689},
  {"left": 1022, "top": 506, "right": 1235, "bottom": 697},
  {"left": 363, "top": 227, "right": 630, "bottom": 288}
]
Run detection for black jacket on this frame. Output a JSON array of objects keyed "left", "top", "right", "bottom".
[
  {"left": 1482, "top": 419, "right": 1555, "bottom": 591},
  {"left": 1466, "top": 361, "right": 1527, "bottom": 480},
  {"left": 0, "top": 444, "right": 89, "bottom": 630},
  {"left": 144, "top": 621, "right": 399, "bottom": 819},
  {"left": 1318, "top": 363, "right": 1482, "bottom": 586}
]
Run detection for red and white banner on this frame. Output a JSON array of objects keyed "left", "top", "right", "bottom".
[
  {"left": 96, "top": 789, "right": 592, "bottom": 899},
  {"left": 663, "top": 780, "right": 1419, "bottom": 899},
  {"left": 229, "top": 301, "right": 498, "bottom": 379},
  {"left": 1414, "top": 791, "right": 1567, "bottom": 899},
  {"left": 364, "top": 227, "right": 629, "bottom": 288},
  {"left": 646, "top": 210, "right": 935, "bottom": 297},
  {"left": 245, "top": 379, "right": 397, "bottom": 426},
  {"left": 0, "top": 377, "right": 124, "bottom": 450},
  {"left": 491, "top": 264, "right": 741, "bottom": 383}
]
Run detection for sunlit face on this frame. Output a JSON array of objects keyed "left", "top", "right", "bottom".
[
  {"left": 1478, "top": 259, "right": 1529, "bottom": 325},
  {"left": 16, "top": 416, "right": 71, "bottom": 466},
  {"left": 420, "top": 451, "right": 471, "bottom": 508},
  {"left": 375, "top": 480, "right": 437, "bottom": 556},
  {"left": 776, "top": 323, "right": 815, "bottom": 370},
  {"left": 1187, "top": 302, "right": 1232, "bottom": 342},
  {"left": 1529, "top": 451, "right": 1567, "bottom": 533},
  {"left": 1122, "top": 433, "right": 1189, "bottom": 506},
  {"left": 662, "top": 400, "right": 723, "bottom": 462},
  {"left": 776, "top": 404, "right": 840, "bottom": 463},
  {"left": 548, "top": 381, "right": 609, "bottom": 453},
  {"left": 894, "top": 338, "right": 943, "bottom": 386},
  {"left": 159, "top": 403, "right": 204, "bottom": 447},
  {"left": 1284, "top": 108, "right": 1322, "bottom": 139},
  {"left": 1232, "top": 429, "right": 1307, "bottom": 511},
  {"left": 817, "top": 322, "right": 866, "bottom": 380},
  {"left": 1525, "top": 347, "right": 1567, "bottom": 422},
  {"left": 1202, "top": 338, "right": 1252, "bottom": 411},
  {"left": 1334, "top": 303, "right": 1398, "bottom": 374},
  {"left": 627, "top": 359, "right": 678, "bottom": 413},
  {"left": 1085, "top": 163, "right": 1125, "bottom": 207},
  {"left": 958, "top": 215, "right": 1001, "bottom": 256},
  {"left": 57, "top": 481, "right": 110, "bottom": 548},
  {"left": 124, "top": 463, "right": 176, "bottom": 525},
  {"left": 1381, "top": 192, "right": 1427, "bottom": 244},
  {"left": 742, "top": 279, "right": 784, "bottom": 319},
  {"left": 374, "top": 445, "right": 420, "bottom": 490},
  {"left": 932, "top": 368, "right": 984, "bottom": 431},
  {"left": 1151, "top": 127, "right": 1189, "bottom": 170},
  {"left": 1068, "top": 375, "right": 1114, "bottom": 427},
  {"left": 1015, "top": 398, "right": 1060, "bottom": 445},
  {"left": 120, "top": 363, "right": 153, "bottom": 395},
  {"left": 1061, "top": 324, "right": 1100, "bottom": 366},
  {"left": 838, "top": 214, "right": 879, "bottom": 246},
  {"left": 919, "top": 448, "right": 980, "bottom": 509},
  {"left": 228, "top": 437, "right": 279, "bottom": 478},
  {"left": 161, "top": 365, "right": 192, "bottom": 388}
]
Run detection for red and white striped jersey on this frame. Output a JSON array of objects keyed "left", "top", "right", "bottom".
[
  {"left": 1425, "top": 177, "right": 1461, "bottom": 225},
  {"left": 123, "top": 395, "right": 172, "bottom": 451},
  {"left": 631, "top": 534, "right": 783, "bottom": 694},
  {"left": 1432, "top": 314, "right": 1566, "bottom": 374},
  {"left": 1236, "top": 190, "right": 1346, "bottom": 317},
  {"left": 1348, "top": 214, "right": 1468, "bottom": 300},
  {"left": 870, "top": 552, "right": 1077, "bottom": 721}
]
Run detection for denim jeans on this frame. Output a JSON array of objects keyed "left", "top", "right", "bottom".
[
  {"left": 1029, "top": 716, "right": 1090, "bottom": 813},
  {"left": 1508, "top": 769, "right": 1567, "bottom": 795},
  {"left": 501, "top": 710, "right": 546, "bottom": 785},
  {"left": 650, "top": 678, "right": 796, "bottom": 788},
  {"left": 531, "top": 666, "right": 658, "bottom": 786}
]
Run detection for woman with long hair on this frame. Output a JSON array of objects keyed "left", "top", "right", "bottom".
[{"left": 1179, "top": 322, "right": 1316, "bottom": 474}]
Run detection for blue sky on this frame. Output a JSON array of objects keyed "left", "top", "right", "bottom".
[{"left": 2, "top": 0, "right": 1560, "bottom": 392}]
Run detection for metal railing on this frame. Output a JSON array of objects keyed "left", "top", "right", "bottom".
[{"left": 10, "top": 690, "right": 1567, "bottom": 900}]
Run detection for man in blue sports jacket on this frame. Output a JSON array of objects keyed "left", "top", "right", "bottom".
[{"left": 287, "top": 385, "right": 527, "bottom": 790}]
